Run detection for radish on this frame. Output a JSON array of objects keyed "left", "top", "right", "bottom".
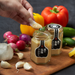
[
  {"left": 16, "top": 40, "right": 26, "bottom": 50},
  {"left": 9, "top": 43, "right": 19, "bottom": 53},
  {"left": 7, "top": 34, "right": 13, "bottom": 39},
  {"left": 7, "top": 35, "right": 19, "bottom": 44},
  {"left": 4, "top": 34, "right": 14, "bottom": 42},
  {"left": 19, "top": 34, "right": 31, "bottom": 45},
  {"left": 3, "top": 31, "right": 12, "bottom": 39}
]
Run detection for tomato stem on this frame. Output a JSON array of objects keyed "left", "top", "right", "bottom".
[{"left": 50, "top": 7, "right": 59, "bottom": 13}]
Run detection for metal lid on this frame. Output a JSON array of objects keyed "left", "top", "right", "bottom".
[
  {"left": 46, "top": 24, "right": 62, "bottom": 29},
  {"left": 46, "top": 24, "right": 63, "bottom": 32}
]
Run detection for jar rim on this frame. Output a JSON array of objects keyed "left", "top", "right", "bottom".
[{"left": 33, "top": 30, "right": 52, "bottom": 40}]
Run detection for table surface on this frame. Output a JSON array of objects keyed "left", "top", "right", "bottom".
[{"left": 0, "top": 0, "right": 75, "bottom": 75}]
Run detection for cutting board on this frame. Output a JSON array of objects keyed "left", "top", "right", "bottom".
[{"left": 0, "top": 46, "right": 75, "bottom": 75}]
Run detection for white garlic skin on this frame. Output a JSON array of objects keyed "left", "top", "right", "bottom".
[
  {"left": 0, "top": 43, "right": 13, "bottom": 61},
  {"left": 15, "top": 61, "right": 25, "bottom": 69},
  {"left": 23, "top": 62, "right": 32, "bottom": 70},
  {"left": 1, "top": 61, "right": 12, "bottom": 69}
]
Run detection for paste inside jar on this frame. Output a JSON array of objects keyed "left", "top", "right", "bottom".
[
  {"left": 47, "top": 26, "right": 63, "bottom": 55},
  {"left": 31, "top": 31, "right": 52, "bottom": 64}
]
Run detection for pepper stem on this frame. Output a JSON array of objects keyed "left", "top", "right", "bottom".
[{"left": 50, "top": 7, "right": 59, "bottom": 13}]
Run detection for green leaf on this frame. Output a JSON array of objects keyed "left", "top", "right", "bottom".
[{"left": 39, "top": 27, "right": 45, "bottom": 32}]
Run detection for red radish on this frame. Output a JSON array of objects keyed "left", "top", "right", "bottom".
[
  {"left": 9, "top": 43, "right": 19, "bottom": 53},
  {"left": 19, "top": 34, "right": 31, "bottom": 45},
  {"left": 16, "top": 40, "right": 26, "bottom": 50},
  {"left": 3, "top": 31, "right": 12, "bottom": 39},
  {"left": 4, "top": 34, "right": 14, "bottom": 42},
  {"left": 7, "top": 34, "right": 13, "bottom": 39},
  {"left": 7, "top": 35, "right": 19, "bottom": 44}
]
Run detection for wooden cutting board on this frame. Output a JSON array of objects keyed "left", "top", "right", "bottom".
[{"left": 0, "top": 46, "right": 75, "bottom": 75}]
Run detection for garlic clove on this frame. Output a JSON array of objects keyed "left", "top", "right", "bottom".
[
  {"left": 23, "top": 62, "right": 32, "bottom": 70},
  {"left": 1, "top": 61, "right": 12, "bottom": 69},
  {"left": 16, "top": 53, "right": 24, "bottom": 59},
  {"left": 15, "top": 61, "right": 25, "bottom": 70}
]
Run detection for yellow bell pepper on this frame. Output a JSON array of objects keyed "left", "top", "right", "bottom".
[
  {"left": 20, "top": 13, "right": 44, "bottom": 36},
  {"left": 33, "top": 13, "right": 44, "bottom": 27}
]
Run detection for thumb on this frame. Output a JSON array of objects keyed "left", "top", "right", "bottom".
[{"left": 28, "top": 8, "right": 34, "bottom": 20}]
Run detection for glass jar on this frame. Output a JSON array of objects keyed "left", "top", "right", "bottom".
[
  {"left": 46, "top": 24, "right": 63, "bottom": 55},
  {"left": 31, "top": 30, "right": 52, "bottom": 64}
]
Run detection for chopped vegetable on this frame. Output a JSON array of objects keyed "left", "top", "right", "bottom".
[{"left": 69, "top": 47, "right": 75, "bottom": 57}]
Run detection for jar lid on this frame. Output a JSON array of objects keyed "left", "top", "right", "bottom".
[{"left": 46, "top": 24, "right": 63, "bottom": 32}]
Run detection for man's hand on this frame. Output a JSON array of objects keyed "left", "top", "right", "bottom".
[{"left": 0, "top": 0, "right": 33, "bottom": 25}]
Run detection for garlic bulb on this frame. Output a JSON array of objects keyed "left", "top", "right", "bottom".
[
  {"left": 16, "top": 53, "right": 24, "bottom": 59},
  {"left": 23, "top": 62, "right": 32, "bottom": 70},
  {"left": 0, "top": 43, "right": 13, "bottom": 61},
  {"left": 15, "top": 61, "right": 25, "bottom": 70},
  {"left": 1, "top": 61, "right": 12, "bottom": 69}
]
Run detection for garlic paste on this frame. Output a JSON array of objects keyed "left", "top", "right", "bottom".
[
  {"left": 31, "top": 30, "right": 52, "bottom": 64},
  {"left": 46, "top": 24, "right": 63, "bottom": 55}
]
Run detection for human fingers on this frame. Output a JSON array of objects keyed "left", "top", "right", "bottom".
[
  {"left": 12, "top": 15, "right": 29, "bottom": 25},
  {"left": 16, "top": 3, "right": 31, "bottom": 23},
  {"left": 22, "top": 0, "right": 34, "bottom": 19}
]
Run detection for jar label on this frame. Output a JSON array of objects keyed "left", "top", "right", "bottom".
[
  {"left": 35, "top": 40, "right": 48, "bottom": 57},
  {"left": 52, "top": 27, "right": 61, "bottom": 49}
]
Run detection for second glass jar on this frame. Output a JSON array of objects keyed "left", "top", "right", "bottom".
[{"left": 46, "top": 24, "right": 63, "bottom": 55}]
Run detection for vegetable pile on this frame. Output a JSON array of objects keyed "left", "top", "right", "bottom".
[
  {"left": 3, "top": 31, "right": 31, "bottom": 52},
  {"left": 20, "top": 6, "right": 69, "bottom": 37},
  {"left": 20, "top": 13, "right": 44, "bottom": 36},
  {"left": 0, "top": 31, "right": 33, "bottom": 70},
  {"left": 63, "top": 27, "right": 75, "bottom": 47}
]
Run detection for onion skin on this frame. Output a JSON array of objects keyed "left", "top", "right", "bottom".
[{"left": 19, "top": 34, "right": 31, "bottom": 45}]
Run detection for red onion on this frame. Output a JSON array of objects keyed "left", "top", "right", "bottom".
[{"left": 19, "top": 34, "right": 31, "bottom": 45}]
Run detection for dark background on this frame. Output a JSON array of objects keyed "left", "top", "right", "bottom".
[{"left": 0, "top": 0, "right": 75, "bottom": 75}]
